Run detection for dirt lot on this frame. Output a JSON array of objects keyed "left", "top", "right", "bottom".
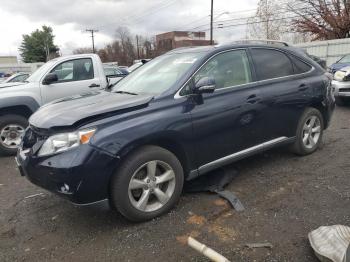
[{"left": 1, "top": 106, "right": 350, "bottom": 262}]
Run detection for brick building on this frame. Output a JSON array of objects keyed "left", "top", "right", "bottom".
[{"left": 156, "top": 31, "right": 211, "bottom": 53}]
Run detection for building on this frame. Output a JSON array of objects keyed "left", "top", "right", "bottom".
[
  {"left": 0, "top": 55, "right": 43, "bottom": 74},
  {"left": 0, "top": 56, "right": 18, "bottom": 64},
  {"left": 156, "top": 31, "right": 211, "bottom": 53}
]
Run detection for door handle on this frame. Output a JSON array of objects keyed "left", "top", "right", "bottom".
[
  {"left": 246, "top": 94, "right": 259, "bottom": 104},
  {"left": 89, "top": 83, "right": 100, "bottom": 88},
  {"left": 298, "top": 83, "right": 309, "bottom": 91}
]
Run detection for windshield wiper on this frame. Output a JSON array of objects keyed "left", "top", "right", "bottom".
[{"left": 114, "top": 90, "right": 138, "bottom": 95}]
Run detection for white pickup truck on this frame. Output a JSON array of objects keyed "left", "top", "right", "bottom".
[{"left": 0, "top": 53, "right": 114, "bottom": 155}]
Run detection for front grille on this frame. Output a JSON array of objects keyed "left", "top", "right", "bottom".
[{"left": 339, "top": 88, "right": 350, "bottom": 92}]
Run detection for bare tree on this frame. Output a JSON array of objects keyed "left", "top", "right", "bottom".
[
  {"left": 73, "top": 47, "right": 93, "bottom": 54},
  {"left": 115, "top": 26, "right": 136, "bottom": 65},
  {"left": 73, "top": 26, "right": 157, "bottom": 65},
  {"left": 247, "top": 0, "right": 288, "bottom": 40},
  {"left": 288, "top": 0, "right": 350, "bottom": 40}
]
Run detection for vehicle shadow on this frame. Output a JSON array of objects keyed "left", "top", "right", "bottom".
[{"left": 61, "top": 146, "right": 295, "bottom": 228}]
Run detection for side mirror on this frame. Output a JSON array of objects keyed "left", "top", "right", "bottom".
[
  {"left": 43, "top": 73, "right": 58, "bottom": 85},
  {"left": 194, "top": 77, "right": 216, "bottom": 94}
]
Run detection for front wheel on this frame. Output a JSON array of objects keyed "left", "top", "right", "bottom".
[
  {"left": 291, "top": 108, "right": 324, "bottom": 156},
  {"left": 0, "top": 115, "right": 28, "bottom": 156},
  {"left": 110, "top": 146, "right": 184, "bottom": 222}
]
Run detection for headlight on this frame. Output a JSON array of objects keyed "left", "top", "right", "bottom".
[{"left": 38, "top": 128, "right": 96, "bottom": 157}]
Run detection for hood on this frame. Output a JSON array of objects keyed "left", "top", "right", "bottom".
[
  {"left": 29, "top": 91, "right": 153, "bottom": 129},
  {"left": 329, "top": 62, "right": 350, "bottom": 72},
  {"left": 0, "top": 82, "right": 27, "bottom": 88}
]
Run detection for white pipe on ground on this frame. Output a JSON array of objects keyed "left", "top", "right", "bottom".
[{"left": 187, "top": 237, "right": 230, "bottom": 262}]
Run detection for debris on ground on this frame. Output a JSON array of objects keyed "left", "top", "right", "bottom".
[
  {"left": 24, "top": 193, "right": 45, "bottom": 199},
  {"left": 217, "top": 191, "right": 245, "bottom": 212},
  {"left": 309, "top": 225, "right": 350, "bottom": 262},
  {"left": 185, "top": 168, "right": 244, "bottom": 212},
  {"left": 187, "top": 236, "right": 230, "bottom": 262},
  {"left": 245, "top": 242, "right": 273, "bottom": 249}
]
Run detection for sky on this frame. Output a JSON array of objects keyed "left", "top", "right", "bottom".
[{"left": 0, "top": 0, "right": 259, "bottom": 58}]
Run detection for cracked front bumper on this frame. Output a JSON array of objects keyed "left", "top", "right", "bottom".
[{"left": 16, "top": 144, "right": 119, "bottom": 204}]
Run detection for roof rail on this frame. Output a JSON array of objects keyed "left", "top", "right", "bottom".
[{"left": 222, "top": 39, "right": 290, "bottom": 47}]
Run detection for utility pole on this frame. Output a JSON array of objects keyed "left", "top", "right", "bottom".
[
  {"left": 136, "top": 35, "right": 140, "bottom": 60},
  {"left": 210, "top": 0, "right": 214, "bottom": 45},
  {"left": 86, "top": 29, "right": 99, "bottom": 53}
]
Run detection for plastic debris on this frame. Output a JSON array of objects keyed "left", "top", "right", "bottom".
[
  {"left": 185, "top": 168, "right": 244, "bottom": 212},
  {"left": 309, "top": 225, "right": 350, "bottom": 262},
  {"left": 188, "top": 237, "right": 230, "bottom": 262},
  {"left": 245, "top": 242, "right": 273, "bottom": 249},
  {"left": 24, "top": 193, "right": 45, "bottom": 199}
]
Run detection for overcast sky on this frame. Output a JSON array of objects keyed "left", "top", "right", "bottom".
[{"left": 0, "top": 0, "right": 259, "bottom": 58}]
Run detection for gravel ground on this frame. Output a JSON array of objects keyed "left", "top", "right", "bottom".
[{"left": 1, "top": 106, "right": 350, "bottom": 262}]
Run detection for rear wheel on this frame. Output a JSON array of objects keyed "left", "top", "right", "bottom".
[
  {"left": 0, "top": 115, "right": 28, "bottom": 156},
  {"left": 291, "top": 108, "right": 324, "bottom": 156},
  {"left": 110, "top": 146, "right": 184, "bottom": 222}
]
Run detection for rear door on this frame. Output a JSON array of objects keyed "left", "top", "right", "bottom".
[
  {"left": 188, "top": 49, "right": 266, "bottom": 168},
  {"left": 40, "top": 58, "right": 101, "bottom": 104},
  {"left": 249, "top": 47, "right": 314, "bottom": 140}
]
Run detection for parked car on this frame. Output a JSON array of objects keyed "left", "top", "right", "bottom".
[
  {"left": 0, "top": 54, "right": 108, "bottom": 155},
  {"left": 103, "top": 65, "right": 128, "bottom": 86},
  {"left": 127, "top": 59, "right": 150, "bottom": 73},
  {"left": 0, "top": 72, "right": 30, "bottom": 88},
  {"left": 328, "top": 54, "right": 350, "bottom": 74},
  {"left": 17, "top": 42, "right": 335, "bottom": 221},
  {"left": 332, "top": 66, "right": 350, "bottom": 106}
]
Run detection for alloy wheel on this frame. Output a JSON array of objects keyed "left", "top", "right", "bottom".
[
  {"left": 302, "top": 115, "right": 321, "bottom": 149},
  {"left": 128, "top": 160, "right": 176, "bottom": 212},
  {"left": 0, "top": 124, "right": 25, "bottom": 149}
]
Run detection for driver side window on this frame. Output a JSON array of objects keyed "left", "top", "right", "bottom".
[
  {"left": 50, "top": 58, "right": 94, "bottom": 83},
  {"left": 194, "top": 49, "right": 252, "bottom": 90}
]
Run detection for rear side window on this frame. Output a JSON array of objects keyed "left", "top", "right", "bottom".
[
  {"left": 290, "top": 56, "right": 312, "bottom": 74},
  {"left": 251, "top": 48, "right": 294, "bottom": 80}
]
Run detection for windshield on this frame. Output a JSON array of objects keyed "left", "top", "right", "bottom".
[
  {"left": 26, "top": 60, "right": 57, "bottom": 82},
  {"left": 339, "top": 55, "right": 350, "bottom": 63},
  {"left": 112, "top": 52, "right": 204, "bottom": 95}
]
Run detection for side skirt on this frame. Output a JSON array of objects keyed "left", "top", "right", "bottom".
[{"left": 187, "top": 136, "right": 295, "bottom": 181}]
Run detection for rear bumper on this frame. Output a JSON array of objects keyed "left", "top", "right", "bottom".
[
  {"left": 332, "top": 80, "right": 350, "bottom": 98},
  {"left": 16, "top": 145, "right": 119, "bottom": 204}
]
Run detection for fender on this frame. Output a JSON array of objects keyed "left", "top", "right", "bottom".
[{"left": 0, "top": 96, "right": 40, "bottom": 114}]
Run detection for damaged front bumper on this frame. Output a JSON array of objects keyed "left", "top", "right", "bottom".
[{"left": 16, "top": 143, "right": 119, "bottom": 205}]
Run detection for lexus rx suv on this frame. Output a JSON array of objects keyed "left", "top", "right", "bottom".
[{"left": 16, "top": 43, "right": 335, "bottom": 221}]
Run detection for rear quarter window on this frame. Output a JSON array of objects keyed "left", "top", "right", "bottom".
[{"left": 289, "top": 56, "right": 312, "bottom": 74}]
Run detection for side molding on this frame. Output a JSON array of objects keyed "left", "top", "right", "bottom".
[{"left": 186, "top": 136, "right": 295, "bottom": 180}]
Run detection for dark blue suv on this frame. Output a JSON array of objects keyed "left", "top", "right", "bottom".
[{"left": 16, "top": 43, "right": 335, "bottom": 221}]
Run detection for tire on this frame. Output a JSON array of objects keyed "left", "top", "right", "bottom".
[
  {"left": 110, "top": 145, "right": 184, "bottom": 222},
  {"left": 291, "top": 108, "right": 324, "bottom": 156},
  {"left": 335, "top": 97, "right": 345, "bottom": 106},
  {"left": 0, "top": 115, "right": 28, "bottom": 156}
]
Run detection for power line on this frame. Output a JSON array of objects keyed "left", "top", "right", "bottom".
[
  {"left": 97, "top": 0, "right": 178, "bottom": 30},
  {"left": 85, "top": 29, "right": 99, "bottom": 53},
  {"left": 186, "top": 3, "right": 316, "bottom": 31},
  {"left": 210, "top": 0, "right": 214, "bottom": 45},
  {"left": 199, "top": 14, "right": 310, "bottom": 31}
]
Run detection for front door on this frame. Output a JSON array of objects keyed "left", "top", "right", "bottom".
[
  {"left": 187, "top": 49, "right": 266, "bottom": 170},
  {"left": 40, "top": 58, "right": 100, "bottom": 104}
]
